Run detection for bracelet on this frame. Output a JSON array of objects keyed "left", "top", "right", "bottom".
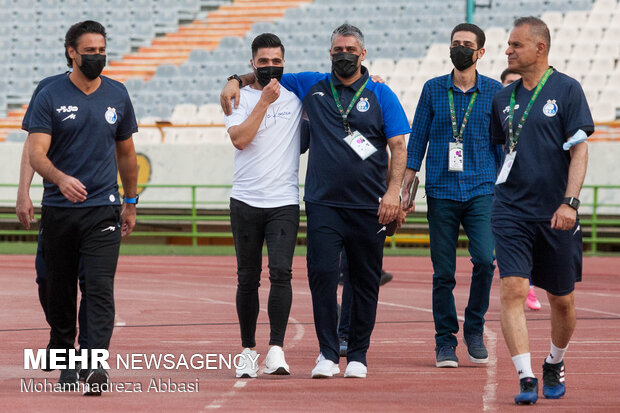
[{"left": 124, "top": 195, "right": 139, "bottom": 204}]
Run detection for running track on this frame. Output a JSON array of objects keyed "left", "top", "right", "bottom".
[{"left": 0, "top": 255, "right": 619, "bottom": 412}]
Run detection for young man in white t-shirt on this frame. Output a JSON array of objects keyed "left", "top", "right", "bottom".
[{"left": 224, "top": 33, "right": 302, "bottom": 378}]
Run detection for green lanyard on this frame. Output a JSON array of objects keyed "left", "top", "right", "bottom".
[
  {"left": 448, "top": 83, "right": 478, "bottom": 144},
  {"left": 329, "top": 77, "right": 369, "bottom": 135},
  {"left": 508, "top": 67, "right": 554, "bottom": 152}
]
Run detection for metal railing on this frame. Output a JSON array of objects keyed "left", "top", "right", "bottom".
[{"left": 1, "top": 184, "right": 619, "bottom": 252}]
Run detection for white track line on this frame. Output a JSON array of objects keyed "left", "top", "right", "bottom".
[
  {"left": 378, "top": 299, "right": 498, "bottom": 412},
  {"left": 575, "top": 306, "right": 620, "bottom": 318},
  {"left": 482, "top": 329, "right": 498, "bottom": 412},
  {"left": 200, "top": 296, "right": 305, "bottom": 411}
]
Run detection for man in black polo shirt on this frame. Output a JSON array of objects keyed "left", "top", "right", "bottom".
[
  {"left": 28, "top": 20, "right": 138, "bottom": 395},
  {"left": 490, "top": 17, "right": 592, "bottom": 404},
  {"left": 222, "top": 24, "right": 410, "bottom": 379}
]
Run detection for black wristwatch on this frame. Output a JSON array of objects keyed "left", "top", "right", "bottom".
[
  {"left": 227, "top": 74, "right": 242, "bottom": 87},
  {"left": 562, "top": 197, "right": 580, "bottom": 210}
]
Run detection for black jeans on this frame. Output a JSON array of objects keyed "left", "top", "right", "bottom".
[
  {"left": 230, "top": 198, "right": 299, "bottom": 348},
  {"left": 40, "top": 205, "right": 121, "bottom": 361}
]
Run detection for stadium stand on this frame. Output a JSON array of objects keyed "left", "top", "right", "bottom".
[{"left": 0, "top": 0, "right": 618, "bottom": 142}]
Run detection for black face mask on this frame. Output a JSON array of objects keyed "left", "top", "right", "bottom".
[
  {"left": 78, "top": 53, "right": 106, "bottom": 80},
  {"left": 254, "top": 65, "right": 284, "bottom": 87},
  {"left": 450, "top": 46, "right": 476, "bottom": 71},
  {"left": 331, "top": 52, "right": 359, "bottom": 78}
]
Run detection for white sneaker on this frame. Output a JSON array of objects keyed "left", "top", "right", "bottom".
[
  {"left": 311, "top": 353, "right": 339, "bottom": 379},
  {"left": 235, "top": 348, "right": 259, "bottom": 378},
  {"left": 264, "top": 346, "right": 290, "bottom": 375},
  {"left": 344, "top": 361, "right": 367, "bottom": 378}
]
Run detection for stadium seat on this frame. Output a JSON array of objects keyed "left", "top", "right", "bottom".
[
  {"left": 540, "top": 11, "right": 563, "bottom": 31},
  {"left": 6, "top": 130, "right": 27, "bottom": 142},
  {"left": 197, "top": 103, "right": 225, "bottom": 125},
  {"left": 578, "top": 26, "right": 604, "bottom": 44},
  {"left": 155, "top": 64, "right": 179, "bottom": 78},
  {"left": 0, "top": 0, "right": 616, "bottom": 135},
  {"left": 591, "top": 0, "right": 618, "bottom": 13},
  {"left": 198, "top": 126, "right": 229, "bottom": 144},
  {"left": 133, "top": 127, "right": 162, "bottom": 144},
  {"left": 170, "top": 104, "right": 198, "bottom": 125},
  {"left": 370, "top": 59, "right": 396, "bottom": 78},
  {"left": 592, "top": 100, "right": 616, "bottom": 122},
  {"left": 394, "top": 58, "right": 421, "bottom": 76},
  {"left": 387, "top": 74, "right": 413, "bottom": 96},
  {"left": 562, "top": 10, "right": 587, "bottom": 28},
  {"left": 564, "top": 58, "right": 590, "bottom": 81},
  {"left": 591, "top": 57, "right": 616, "bottom": 74}
]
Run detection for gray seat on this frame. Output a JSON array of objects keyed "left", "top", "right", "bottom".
[
  {"left": 6, "top": 130, "right": 28, "bottom": 142},
  {"left": 155, "top": 64, "right": 179, "bottom": 78},
  {"left": 124, "top": 78, "right": 146, "bottom": 93},
  {"left": 188, "top": 49, "right": 211, "bottom": 63}
]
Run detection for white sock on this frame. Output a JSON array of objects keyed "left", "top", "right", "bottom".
[
  {"left": 512, "top": 353, "right": 535, "bottom": 379},
  {"left": 546, "top": 340, "right": 568, "bottom": 364}
]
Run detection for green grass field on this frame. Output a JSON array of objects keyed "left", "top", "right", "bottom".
[
  {"left": 1, "top": 242, "right": 616, "bottom": 257},
  {"left": 0, "top": 242, "right": 433, "bottom": 256}
]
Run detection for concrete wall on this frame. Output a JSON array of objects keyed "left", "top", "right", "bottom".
[{"left": 1, "top": 141, "right": 618, "bottom": 214}]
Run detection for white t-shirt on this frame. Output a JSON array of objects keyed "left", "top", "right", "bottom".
[{"left": 225, "top": 85, "right": 302, "bottom": 208}]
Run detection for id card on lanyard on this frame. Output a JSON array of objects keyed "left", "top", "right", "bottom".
[
  {"left": 447, "top": 82, "right": 477, "bottom": 172},
  {"left": 330, "top": 77, "right": 377, "bottom": 160},
  {"left": 495, "top": 67, "right": 554, "bottom": 185}
]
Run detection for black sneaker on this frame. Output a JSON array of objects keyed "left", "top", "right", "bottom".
[
  {"left": 76, "top": 361, "right": 89, "bottom": 382},
  {"left": 514, "top": 377, "right": 538, "bottom": 405},
  {"left": 58, "top": 368, "right": 79, "bottom": 391},
  {"left": 435, "top": 345, "right": 458, "bottom": 368},
  {"left": 379, "top": 270, "right": 393, "bottom": 286},
  {"left": 83, "top": 368, "right": 110, "bottom": 396},
  {"left": 464, "top": 333, "right": 489, "bottom": 364},
  {"left": 542, "top": 360, "right": 566, "bottom": 399}
]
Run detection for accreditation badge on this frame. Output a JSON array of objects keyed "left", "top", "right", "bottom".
[
  {"left": 448, "top": 142, "right": 463, "bottom": 172},
  {"left": 495, "top": 151, "right": 517, "bottom": 185},
  {"left": 343, "top": 131, "right": 378, "bottom": 160}
]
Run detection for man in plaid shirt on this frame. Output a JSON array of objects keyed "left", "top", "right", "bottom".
[{"left": 402, "top": 23, "right": 502, "bottom": 369}]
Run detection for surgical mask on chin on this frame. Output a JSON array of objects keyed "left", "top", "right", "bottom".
[
  {"left": 331, "top": 52, "right": 359, "bottom": 78},
  {"left": 254, "top": 65, "right": 284, "bottom": 87},
  {"left": 450, "top": 46, "right": 476, "bottom": 71},
  {"left": 78, "top": 53, "right": 106, "bottom": 80}
]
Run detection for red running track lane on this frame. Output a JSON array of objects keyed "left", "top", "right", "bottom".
[{"left": 0, "top": 255, "right": 619, "bottom": 412}]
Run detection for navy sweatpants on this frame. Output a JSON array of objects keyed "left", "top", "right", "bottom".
[{"left": 306, "top": 202, "right": 385, "bottom": 366}]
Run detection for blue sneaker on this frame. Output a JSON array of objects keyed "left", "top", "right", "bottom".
[
  {"left": 435, "top": 345, "right": 458, "bottom": 368},
  {"left": 339, "top": 338, "right": 348, "bottom": 357},
  {"left": 464, "top": 333, "right": 489, "bottom": 364},
  {"left": 514, "top": 377, "right": 538, "bottom": 405},
  {"left": 543, "top": 360, "right": 566, "bottom": 399}
]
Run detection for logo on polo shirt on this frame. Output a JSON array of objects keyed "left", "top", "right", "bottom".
[
  {"left": 542, "top": 99, "right": 558, "bottom": 117},
  {"left": 105, "top": 107, "right": 118, "bottom": 124},
  {"left": 502, "top": 104, "right": 520, "bottom": 114},
  {"left": 356, "top": 97, "right": 370, "bottom": 112},
  {"left": 56, "top": 105, "right": 78, "bottom": 113}
]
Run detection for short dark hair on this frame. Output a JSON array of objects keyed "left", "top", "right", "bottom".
[
  {"left": 251, "top": 33, "right": 284, "bottom": 58},
  {"left": 500, "top": 68, "right": 519, "bottom": 83},
  {"left": 451, "top": 23, "right": 485, "bottom": 49},
  {"left": 64, "top": 20, "right": 107, "bottom": 67},
  {"left": 514, "top": 16, "right": 551, "bottom": 53}
]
